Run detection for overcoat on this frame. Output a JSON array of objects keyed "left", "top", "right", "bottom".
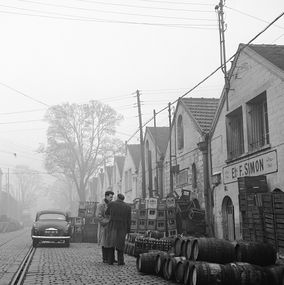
[
  {"left": 96, "top": 199, "right": 109, "bottom": 246},
  {"left": 105, "top": 199, "right": 131, "bottom": 251}
]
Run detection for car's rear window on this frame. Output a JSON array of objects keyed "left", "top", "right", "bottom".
[{"left": 38, "top": 213, "right": 66, "bottom": 220}]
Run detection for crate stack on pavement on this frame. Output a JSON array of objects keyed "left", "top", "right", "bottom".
[
  {"left": 130, "top": 197, "right": 178, "bottom": 237},
  {"left": 136, "top": 236, "right": 283, "bottom": 285}
]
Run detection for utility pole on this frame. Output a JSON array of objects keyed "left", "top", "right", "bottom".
[
  {"left": 153, "top": 110, "right": 159, "bottom": 197},
  {"left": 168, "top": 103, "right": 173, "bottom": 194},
  {"left": 215, "top": 0, "right": 230, "bottom": 111},
  {"left": 136, "top": 90, "right": 146, "bottom": 198}
]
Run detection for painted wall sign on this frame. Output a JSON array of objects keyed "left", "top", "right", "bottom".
[{"left": 223, "top": 150, "right": 278, "bottom": 184}]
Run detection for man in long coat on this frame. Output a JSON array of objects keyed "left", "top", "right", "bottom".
[
  {"left": 105, "top": 193, "right": 131, "bottom": 265},
  {"left": 95, "top": 190, "right": 114, "bottom": 263}
]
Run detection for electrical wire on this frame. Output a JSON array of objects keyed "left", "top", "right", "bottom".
[
  {"left": 0, "top": 81, "right": 49, "bottom": 107},
  {"left": 0, "top": 108, "right": 47, "bottom": 115},
  {"left": 138, "top": 0, "right": 213, "bottom": 6},
  {"left": 225, "top": 5, "right": 284, "bottom": 30},
  {"left": 126, "top": 10, "right": 284, "bottom": 142},
  {"left": 0, "top": 9, "right": 216, "bottom": 29},
  {"left": 13, "top": 0, "right": 217, "bottom": 22},
  {"left": 70, "top": 0, "right": 215, "bottom": 13}
]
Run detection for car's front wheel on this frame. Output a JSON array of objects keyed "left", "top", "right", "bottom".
[
  {"left": 32, "top": 239, "right": 38, "bottom": 247},
  {"left": 65, "top": 240, "right": 70, "bottom": 247}
]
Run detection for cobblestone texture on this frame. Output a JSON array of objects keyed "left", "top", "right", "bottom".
[
  {"left": 0, "top": 229, "right": 173, "bottom": 285},
  {"left": 0, "top": 228, "right": 31, "bottom": 285},
  {"left": 24, "top": 243, "right": 172, "bottom": 285}
]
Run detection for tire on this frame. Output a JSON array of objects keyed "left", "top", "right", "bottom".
[
  {"left": 65, "top": 240, "right": 70, "bottom": 247},
  {"left": 32, "top": 239, "right": 38, "bottom": 247}
]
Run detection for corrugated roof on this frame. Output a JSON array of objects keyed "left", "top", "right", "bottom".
[
  {"left": 248, "top": 44, "right": 284, "bottom": 71},
  {"left": 181, "top": 97, "right": 219, "bottom": 133},
  {"left": 127, "top": 144, "right": 141, "bottom": 169},
  {"left": 147, "top": 127, "right": 169, "bottom": 154},
  {"left": 114, "top": 156, "right": 125, "bottom": 177}
]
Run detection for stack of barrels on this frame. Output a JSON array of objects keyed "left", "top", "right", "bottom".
[
  {"left": 124, "top": 233, "right": 174, "bottom": 257},
  {"left": 136, "top": 236, "right": 284, "bottom": 285}
]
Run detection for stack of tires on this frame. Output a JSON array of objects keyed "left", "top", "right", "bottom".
[{"left": 136, "top": 236, "right": 284, "bottom": 285}]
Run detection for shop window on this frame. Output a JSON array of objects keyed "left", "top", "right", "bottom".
[
  {"left": 247, "top": 92, "right": 269, "bottom": 151},
  {"left": 177, "top": 115, "right": 184, "bottom": 150},
  {"left": 226, "top": 107, "right": 244, "bottom": 160}
]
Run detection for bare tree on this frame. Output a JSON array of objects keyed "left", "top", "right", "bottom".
[
  {"left": 43, "top": 101, "right": 123, "bottom": 202},
  {"left": 14, "top": 165, "right": 42, "bottom": 211}
]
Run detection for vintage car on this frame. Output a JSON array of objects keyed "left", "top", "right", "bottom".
[{"left": 31, "top": 210, "right": 71, "bottom": 247}]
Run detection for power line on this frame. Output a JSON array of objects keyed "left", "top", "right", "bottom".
[
  {"left": 0, "top": 81, "right": 49, "bottom": 107},
  {"left": 0, "top": 108, "right": 46, "bottom": 115},
  {"left": 126, "top": 10, "right": 284, "bottom": 142},
  {"left": 71, "top": 0, "right": 215, "bottom": 13},
  {"left": 14, "top": 0, "right": 217, "bottom": 22},
  {"left": 0, "top": 9, "right": 216, "bottom": 29},
  {"left": 138, "top": 0, "right": 213, "bottom": 6},
  {"left": 225, "top": 5, "right": 284, "bottom": 30},
  {"left": 0, "top": 119, "right": 44, "bottom": 124}
]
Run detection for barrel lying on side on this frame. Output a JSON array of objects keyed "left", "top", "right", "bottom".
[
  {"left": 192, "top": 237, "right": 235, "bottom": 264},
  {"left": 136, "top": 251, "right": 163, "bottom": 274},
  {"left": 235, "top": 241, "right": 276, "bottom": 266}
]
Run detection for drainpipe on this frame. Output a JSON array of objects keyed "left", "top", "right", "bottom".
[{"left": 197, "top": 135, "right": 214, "bottom": 237}]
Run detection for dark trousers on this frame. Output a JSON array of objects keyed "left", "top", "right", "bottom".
[
  {"left": 117, "top": 249, "right": 124, "bottom": 265},
  {"left": 102, "top": 246, "right": 107, "bottom": 262},
  {"left": 106, "top": 247, "right": 115, "bottom": 265}
]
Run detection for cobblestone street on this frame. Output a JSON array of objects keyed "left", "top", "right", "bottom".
[{"left": 0, "top": 229, "right": 172, "bottom": 285}]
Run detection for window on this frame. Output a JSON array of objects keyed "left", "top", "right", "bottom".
[
  {"left": 177, "top": 115, "right": 184, "bottom": 150},
  {"left": 247, "top": 92, "right": 269, "bottom": 151},
  {"left": 226, "top": 107, "right": 244, "bottom": 160}
]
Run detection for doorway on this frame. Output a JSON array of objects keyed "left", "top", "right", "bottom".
[{"left": 222, "top": 196, "right": 235, "bottom": 241}]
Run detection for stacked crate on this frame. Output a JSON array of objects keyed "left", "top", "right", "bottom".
[
  {"left": 157, "top": 201, "right": 166, "bottom": 233},
  {"left": 146, "top": 198, "right": 158, "bottom": 231},
  {"left": 262, "top": 191, "right": 284, "bottom": 253},
  {"left": 166, "top": 197, "right": 177, "bottom": 236},
  {"left": 238, "top": 175, "right": 268, "bottom": 242}
]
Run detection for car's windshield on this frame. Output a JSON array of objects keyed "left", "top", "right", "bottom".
[{"left": 38, "top": 213, "right": 66, "bottom": 221}]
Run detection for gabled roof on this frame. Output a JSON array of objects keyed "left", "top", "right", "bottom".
[
  {"left": 181, "top": 97, "right": 219, "bottom": 133},
  {"left": 127, "top": 144, "right": 141, "bottom": 169},
  {"left": 211, "top": 43, "right": 284, "bottom": 136},
  {"left": 105, "top": 166, "right": 113, "bottom": 182},
  {"left": 249, "top": 44, "right": 284, "bottom": 71},
  {"left": 114, "top": 156, "right": 125, "bottom": 177},
  {"left": 146, "top": 127, "right": 169, "bottom": 154}
]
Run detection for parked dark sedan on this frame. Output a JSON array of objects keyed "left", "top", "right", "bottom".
[{"left": 31, "top": 210, "right": 71, "bottom": 247}]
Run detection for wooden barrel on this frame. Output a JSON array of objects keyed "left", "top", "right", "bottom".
[
  {"left": 136, "top": 252, "right": 160, "bottom": 274},
  {"left": 155, "top": 252, "right": 169, "bottom": 276},
  {"left": 190, "top": 262, "right": 225, "bottom": 285},
  {"left": 181, "top": 237, "right": 192, "bottom": 257},
  {"left": 174, "top": 259, "right": 188, "bottom": 283},
  {"left": 185, "top": 238, "right": 195, "bottom": 259},
  {"left": 192, "top": 237, "right": 235, "bottom": 264},
  {"left": 174, "top": 236, "right": 183, "bottom": 256},
  {"left": 167, "top": 257, "right": 187, "bottom": 281},
  {"left": 183, "top": 261, "right": 199, "bottom": 285},
  {"left": 227, "top": 262, "right": 270, "bottom": 285},
  {"left": 266, "top": 265, "right": 284, "bottom": 285},
  {"left": 235, "top": 241, "right": 276, "bottom": 266}
]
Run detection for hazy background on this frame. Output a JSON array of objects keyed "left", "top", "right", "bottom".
[{"left": 0, "top": 0, "right": 283, "bottom": 212}]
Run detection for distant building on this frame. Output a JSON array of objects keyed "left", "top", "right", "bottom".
[
  {"left": 121, "top": 144, "right": 141, "bottom": 203},
  {"left": 112, "top": 156, "right": 125, "bottom": 196}
]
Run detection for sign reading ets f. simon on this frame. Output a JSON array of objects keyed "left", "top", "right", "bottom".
[{"left": 223, "top": 150, "right": 278, "bottom": 184}]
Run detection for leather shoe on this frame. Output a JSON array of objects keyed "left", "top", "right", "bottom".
[{"left": 118, "top": 262, "right": 125, "bottom": 266}]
